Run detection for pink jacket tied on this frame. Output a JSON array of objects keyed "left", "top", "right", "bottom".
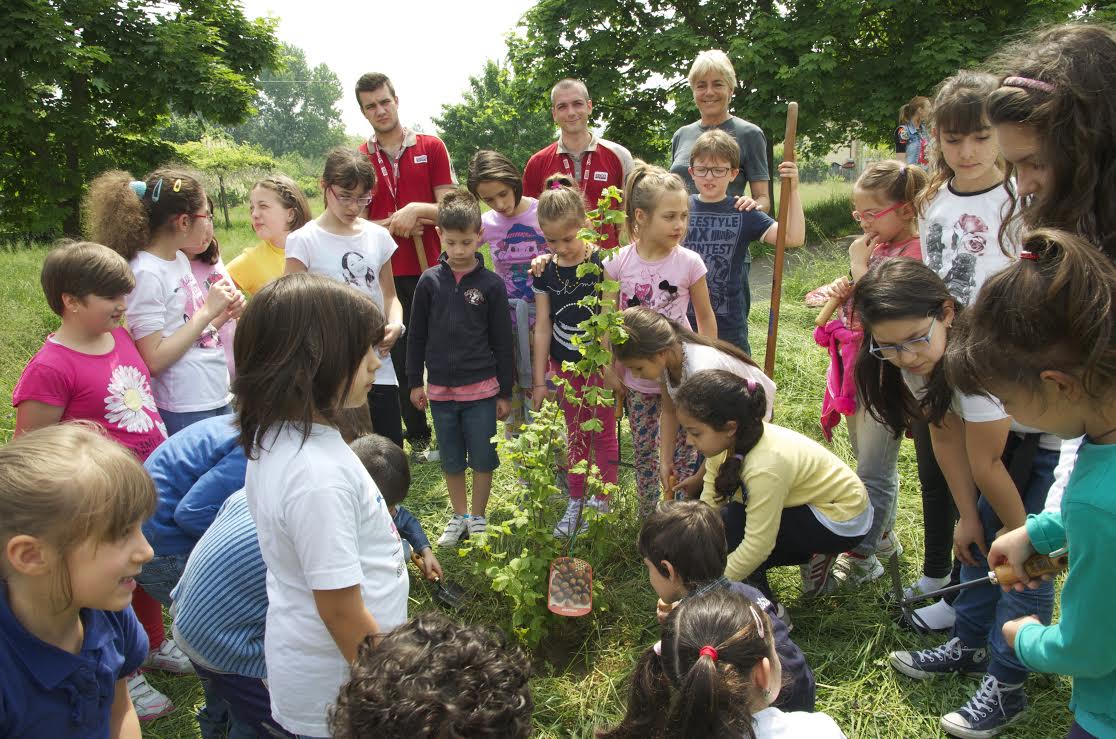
[{"left": 813, "top": 318, "right": 861, "bottom": 440}]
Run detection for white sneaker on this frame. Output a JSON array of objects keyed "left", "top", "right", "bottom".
[
  {"left": 902, "top": 573, "right": 952, "bottom": 601},
  {"left": 913, "top": 598, "right": 957, "bottom": 632},
  {"left": 142, "top": 638, "right": 194, "bottom": 674},
  {"left": 587, "top": 496, "right": 610, "bottom": 514},
  {"left": 127, "top": 672, "right": 174, "bottom": 721},
  {"left": 467, "top": 515, "right": 487, "bottom": 538},
  {"left": 437, "top": 515, "right": 469, "bottom": 546},
  {"left": 553, "top": 498, "right": 586, "bottom": 538},
  {"left": 832, "top": 552, "right": 885, "bottom": 586},
  {"left": 800, "top": 553, "right": 838, "bottom": 597}
]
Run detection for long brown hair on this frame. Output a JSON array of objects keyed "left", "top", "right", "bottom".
[
  {"left": 947, "top": 228, "right": 1116, "bottom": 402},
  {"left": 852, "top": 259, "right": 956, "bottom": 433},
  {"left": 914, "top": 71, "right": 1009, "bottom": 222},
  {"left": 614, "top": 307, "right": 759, "bottom": 386},
  {"left": 986, "top": 24, "right": 1116, "bottom": 260},
  {"left": 674, "top": 370, "right": 766, "bottom": 505},
  {"left": 233, "top": 273, "right": 385, "bottom": 458},
  {"left": 597, "top": 589, "right": 774, "bottom": 739}
]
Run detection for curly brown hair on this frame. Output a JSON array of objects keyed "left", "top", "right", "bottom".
[
  {"left": 84, "top": 168, "right": 205, "bottom": 261},
  {"left": 329, "top": 611, "right": 533, "bottom": 739}
]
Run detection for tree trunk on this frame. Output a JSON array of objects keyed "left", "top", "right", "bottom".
[
  {"left": 62, "top": 73, "right": 90, "bottom": 236},
  {"left": 219, "top": 174, "right": 231, "bottom": 229}
]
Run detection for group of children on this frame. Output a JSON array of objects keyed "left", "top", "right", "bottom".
[{"left": 3, "top": 19, "right": 1116, "bottom": 739}]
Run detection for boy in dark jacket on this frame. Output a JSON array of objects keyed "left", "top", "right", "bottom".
[
  {"left": 408, "top": 190, "right": 514, "bottom": 545},
  {"left": 640, "top": 500, "right": 818, "bottom": 712}
]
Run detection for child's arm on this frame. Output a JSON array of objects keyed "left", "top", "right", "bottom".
[
  {"left": 1009, "top": 503, "right": 1116, "bottom": 680},
  {"left": 722, "top": 470, "right": 790, "bottom": 581},
  {"left": 531, "top": 290, "right": 553, "bottom": 411},
  {"left": 963, "top": 418, "right": 1027, "bottom": 531},
  {"left": 848, "top": 235, "right": 873, "bottom": 282},
  {"left": 395, "top": 505, "right": 442, "bottom": 580},
  {"left": 659, "top": 388, "right": 680, "bottom": 492},
  {"left": 689, "top": 276, "right": 718, "bottom": 339},
  {"left": 758, "top": 162, "right": 805, "bottom": 248},
  {"left": 133, "top": 295, "right": 234, "bottom": 377},
  {"left": 108, "top": 677, "right": 141, "bottom": 739},
  {"left": 14, "top": 400, "right": 64, "bottom": 436},
  {"left": 312, "top": 585, "right": 380, "bottom": 663},
  {"left": 378, "top": 260, "right": 404, "bottom": 353},
  {"left": 284, "top": 257, "right": 308, "bottom": 274},
  {"left": 173, "top": 452, "right": 248, "bottom": 540}
]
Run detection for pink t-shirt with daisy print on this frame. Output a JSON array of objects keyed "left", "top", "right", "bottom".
[{"left": 12, "top": 326, "right": 168, "bottom": 460}]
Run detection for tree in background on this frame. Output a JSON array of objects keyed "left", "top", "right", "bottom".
[
  {"left": 434, "top": 60, "right": 555, "bottom": 176},
  {"left": 175, "top": 135, "right": 276, "bottom": 229},
  {"left": 0, "top": 0, "right": 278, "bottom": 237},
  {"left": 228, "top": 42, "right": 347, "bottom": 160},
  {"left": 506, "top": 0, "right": 1088, "bottom": 169}
]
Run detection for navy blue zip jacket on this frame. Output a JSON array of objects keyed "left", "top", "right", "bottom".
[{"left": 407, "top": 252, "right": 514, "bottom": 396}]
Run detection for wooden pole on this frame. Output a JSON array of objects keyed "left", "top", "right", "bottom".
[{"left": 764, "top": 102, "right": 799, "bottom": 378}]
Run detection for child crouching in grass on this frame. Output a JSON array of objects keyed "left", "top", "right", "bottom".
[
  {"left": 639, "top": 500, "right": 816, "bottom": 712},
  {"left": 329, "top": 611, "right": 533, "bottom": 739}
]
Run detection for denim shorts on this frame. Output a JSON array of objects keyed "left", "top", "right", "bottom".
[
  {"left": 428, "top": 397, "right": 499, "bottom": 474},
  {"left": 135, "top": 552, "right": 191, "bottom": 608}
]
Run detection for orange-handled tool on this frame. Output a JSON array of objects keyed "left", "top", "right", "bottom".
[{"left": 900, "top": 547, "right": 1067, "bottom": 606}]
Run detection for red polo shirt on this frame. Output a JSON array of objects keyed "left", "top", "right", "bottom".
[
  {"left": 359, "top": 130, "right": 456, "bottom": 277},
  {"left": 522, "top": 135, "right": 633, "bottom": 248}
]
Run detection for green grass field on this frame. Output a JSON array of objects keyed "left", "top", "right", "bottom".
[{"left": 0, "top": 191, "right": 1073, "bottom": 737}]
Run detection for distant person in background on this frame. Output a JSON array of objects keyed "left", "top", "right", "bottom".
[
  {"left": 895, "top": 95, "right": 931, "bottom": 166},
  {"left": 356, "top": 72, "right": 456, "bottom": 459},
  {"left": 227, "top": 175, "right": 311, "bottom": 296},
  {"left": 669, "top": 49, "right": 771, "bottom": 212},
  {"left": 522, "top": 78, "right": 634, "bottom": 249}
]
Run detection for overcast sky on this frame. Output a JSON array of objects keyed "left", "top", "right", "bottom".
[{"left": 238, "top": 0, "right": 540, "bottom": 137}]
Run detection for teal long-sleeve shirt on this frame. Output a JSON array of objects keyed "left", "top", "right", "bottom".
[{"left": 1017, "top": 440, "right": 1116, "bottom": 738}]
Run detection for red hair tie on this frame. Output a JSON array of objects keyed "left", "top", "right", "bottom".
[
  {"left": 1020, "top": 251, "right": 1038, "bottom": 261},
  {"left": 699, "top": 645, "right": 719, "bottom": 661}
]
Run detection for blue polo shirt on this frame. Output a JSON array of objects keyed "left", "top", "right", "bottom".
[{"left": 0, "top": 582, "right": 147, "bottom": 738}]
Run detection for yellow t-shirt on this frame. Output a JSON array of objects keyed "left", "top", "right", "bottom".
[
  {"left": 700, "top": 423, "right": 868, "bottom": 581},
  {"left": 226, "top": 241, "right": 285, "bottom": 296}
]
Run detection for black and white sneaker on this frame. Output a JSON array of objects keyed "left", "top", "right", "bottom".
[
  {"left": 890, "top": 637, "right": 989, "bottom": 680},
  {"left": 940, "top": 674, "right": 1027, "bottom": 738}
]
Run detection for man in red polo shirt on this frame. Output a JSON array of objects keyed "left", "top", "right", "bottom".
[
  {"left": 522, "top": 79, "right": 634, "bottom": 248},
  {"left": 357, "top": 72, "right": 456, "bottom": 455}
]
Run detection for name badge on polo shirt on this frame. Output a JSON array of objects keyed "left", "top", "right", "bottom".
[
  {"left": 593, "top": 171, "right": 609, "bottom": 181},
  {"left": 414, "top": 154, "right": 428, "bottom": 164}
]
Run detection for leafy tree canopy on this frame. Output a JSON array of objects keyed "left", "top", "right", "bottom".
[
  {"left": 0, "top": 0, "right": 278, "bottom": 236},
  {"left": 506, "top": 0, "right": 1092, "bottom": 165},
  {"left": 434, "top": 59, "right": 556, "bottom": 176}
]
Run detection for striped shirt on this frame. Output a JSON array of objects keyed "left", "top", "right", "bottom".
[{"left": 170, "top": 490, "right": 267, "bottom": 678}]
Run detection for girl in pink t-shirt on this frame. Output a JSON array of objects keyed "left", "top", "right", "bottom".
[
  {"left": 11, "top": 240, "right": 183, "bottom": 719},
  {"left": 467, "top": 150, "right": 550, "bottom": 438},
  {"left": 605, "top": 163, "right": 717, "bottom": 515}
]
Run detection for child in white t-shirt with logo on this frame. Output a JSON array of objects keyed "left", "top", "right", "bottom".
[{"left": 286, "top": 146, "right": 407, "bottom": 448}]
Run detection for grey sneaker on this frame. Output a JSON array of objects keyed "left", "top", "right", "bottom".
[
  {"left": 831, "top": 552, "right": 885, "bottom": 586},
  {"left": 553, "top": 498, "right": 586, "bottom": 538},
  {"left": 940, "top": 674, "right": 1027, "bottom": 739},
  {"left": 437, "top": 514, "right": 469, "bottom": 546},
  {"left": 890, "top": 637, "right": 989, "bottom": 680},
  {"left": 466, "top": 515, "right": 487, "bottom": 538}
]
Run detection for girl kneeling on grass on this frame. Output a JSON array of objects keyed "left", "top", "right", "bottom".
[
  {"left": 951, "top": 231, "right": 1116, "bottom": 739},
  {"left": 598, "top": 588, "right": 846, "bottom": 738},
  {"left": 673, "top": 370, "right": 869, "bottom": 601},
  {"left": 237, "top": 273, "right": 408, "bottom": 738},
  {"left": 613, "top": 306, "right": 774, "bottom": 502},
  {"left": 852, "top": 258, "right": 1060, "bottom": 738},
  {"left": 0, "top": 424, "right": 157, "bottom": 738}
]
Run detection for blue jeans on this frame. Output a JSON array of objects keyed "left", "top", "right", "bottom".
[
  {"left": 160, "top": 403, "right": 233, "bottom": 436},
  {"left": 135, "top": 553, "right": 190, "bottom": 608},
  {"left": 428, "top": 397, "right": 499, "bottom": 474},
  {"left": 952, "top": 444, "right": 1058, "bottom": 685},
  {"left": 848, "top": 404, "right": 901, "bottom": 557}
]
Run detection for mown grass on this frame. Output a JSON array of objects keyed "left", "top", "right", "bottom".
[{"left": 1, "top": 202, "right": 1072, "bottom": 738}]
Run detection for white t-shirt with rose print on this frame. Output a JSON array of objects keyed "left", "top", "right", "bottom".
[{"left": 126, "top": 251, "right": 230, "bottom": 412}]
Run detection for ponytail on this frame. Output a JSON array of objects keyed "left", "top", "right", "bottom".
[
  {"left": 84, "top": 168, "right": 205, "bottom": 261},
  {"left": 600, "top": 590, "right": 772, "bottom": 739},
  {"left": 855, "top": 160, "right": 927, "bottom": 216},
  {"left": 897, "top": 95, "right": 930, "bottom": 124},
  {"left": 674, "top": 370, "right": 766, "bottom": 505}
]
